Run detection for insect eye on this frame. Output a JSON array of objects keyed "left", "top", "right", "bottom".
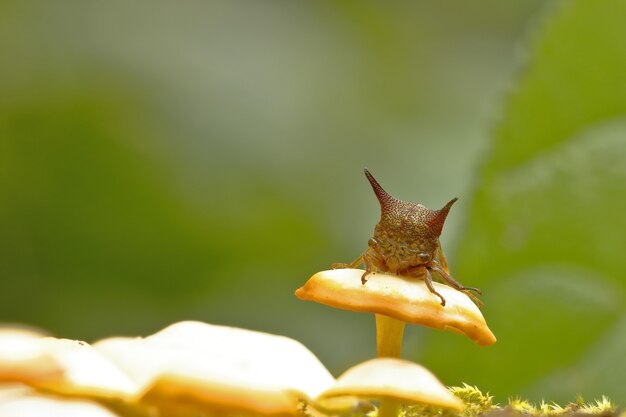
[{"left": 418, "top": 252, "right": 431, "bottom": 263}]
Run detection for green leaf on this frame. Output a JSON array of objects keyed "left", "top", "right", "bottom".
[{"left": 420, "top": 0, "right": 626, "bottom": 402}]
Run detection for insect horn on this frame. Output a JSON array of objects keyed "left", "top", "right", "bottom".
[
  {"left": 429, "top": 197, "right": 458, "bottom": 236},
  {"left": 364, "top": 168, "right": 396, "bottom": 210}
]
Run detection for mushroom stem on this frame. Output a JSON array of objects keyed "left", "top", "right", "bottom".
[
  {"left": 378, "top": 400, "right": 401, "bottom": 417},
  {"left": 375, "top": 314, "right": 405, "bottom": 417},
  {"left": 375, "top": 314, "right": 405, "bottom": 358}
]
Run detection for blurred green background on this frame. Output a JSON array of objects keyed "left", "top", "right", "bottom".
[{"left": 2, "top": 0, "right": 626, "bottom": 403}]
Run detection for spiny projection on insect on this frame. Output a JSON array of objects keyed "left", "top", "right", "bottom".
[{"left": 332, "top": 169, "right": 483, "bottom": 307}]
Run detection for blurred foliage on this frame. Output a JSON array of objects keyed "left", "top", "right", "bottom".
[
  {"left": 422, "top": 0, "right": 626, "bottom": 403},
  {"left": 1, "top": 0, "right": 624, "bottom": 405}
]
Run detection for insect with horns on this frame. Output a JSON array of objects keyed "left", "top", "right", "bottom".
[{"left": 332, "top": 169, "right": 483, "bottom": 307}]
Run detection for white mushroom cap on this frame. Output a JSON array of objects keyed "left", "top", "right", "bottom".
[
  {"left": 34, "top": 338, "right": 139, "bottom": 399},
  {"left": 296, "top": 269, "right": 496, "bottom": 345},
  {"left": 0, "top": 327, "right": 137, "bottom": 400},
  {"left": 0, "top": 387, "right": 121, "bottom": 417},
  {"left": 94, "top": 321, "right": 336, "bottom": 416},
  {"left": 0, "top": 328, "right": 60, "bottom": 384},
  {"left": 317, "top": 358, "right": 464, "bottom": 411}
]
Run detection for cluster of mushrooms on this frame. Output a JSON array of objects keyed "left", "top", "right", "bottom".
[{"left": 0, "top": 171, "right": 495, "bottom": 416}]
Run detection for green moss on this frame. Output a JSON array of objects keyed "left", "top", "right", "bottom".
[
  {"left": 403, "top": 386, "right": 616, "bottom": 417},
  {"left": 304, "top": 385, "right": 618, "bottom": 417},
  {"left": 450, "top": 384, "right": 496, "bottom": 416},
  {"left": 578, "top": 396, "right": 615, "bottom": 414}
]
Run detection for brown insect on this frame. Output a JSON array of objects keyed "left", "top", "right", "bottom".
[{"left": 332, "top": 169, "right": 482, "bottom": 307}]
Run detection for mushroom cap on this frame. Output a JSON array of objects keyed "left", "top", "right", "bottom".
[
  {"left": 94, "top": 321, "right": 336, "bottom": 417},
  {"left": 317, "top": 358, "right": 464, "bottom": 411},
  {"left": 0, "top": 322, "right": 337, "bottom": 416},
  {"left": 0, "top": 328, "right": 60, "bottom": 384},
  {"left": 0, "top": 326, "right": 140, "bottom": 400},
  {"left": 0, "top": 387, "right": 122, "bottom": 417},
  {"left": 33, "top": 338, "right": 139, "bottom": 399},
  {"left": 295, "top": 269, "right": 496, "bottom": 346}
]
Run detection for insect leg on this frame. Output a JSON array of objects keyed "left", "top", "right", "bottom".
[
  {"left": 331, "top": 254, "right": 364, "bottom": 270},
  {"left": 362, "top": 246, "right": 392, "bottom": 284},
  {"left": 430, "top": 264, "right": 483, "bottom": 308},
  {"left": 423, "top": 269, "right": 446, "bottom": 306},
  {"left": 361, "top": 252, "right": 374, "bottom": 284},
  {"left": 430, "top": 262, "right": 482, "bottom": 295},
  {"left": 359, "top": 248, "right": 384, "bottom": 283},
  {"left": 332, "top": 247, "right": 388, "bottom": 285}
]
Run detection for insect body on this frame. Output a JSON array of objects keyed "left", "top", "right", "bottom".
[{"left": 332, "top": 169, "right": 482, "bottom": 307}]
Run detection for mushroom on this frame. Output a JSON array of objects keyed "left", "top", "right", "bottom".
[
  {"left": 296, "top": 171, "right": 495, "bottom": 416},
  {"left": 0, "top": 386, "right": 122, "bottom": 417},
  {"left": 93, "top": 321, "right": 336, "bottom": 417},
  {"left": 32, "top": 337, "right": 138, "bottom": 400},
  {"left": 1, "top": 321, "right": 476, "bottom": 417},
  {"left": 296, "top": 268, "right": 494, "bottom": 416},
  {"left": 0, "top": 325, "right": 147, "bottom": 416},
  {"left": 0, "top": 322, "right": 338, "bottom": 416},
  {"left": 296, "top": 268, "right": 496, "bottom": 347},
  {"left": 315, "top": 358, "right": 464, "bottom": 417},
  {"left": 296, "top": 169, "right": 495, "bottom": 353},
  {"left": 0, "top": 327, "right": 60, "bottom": 384}
]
